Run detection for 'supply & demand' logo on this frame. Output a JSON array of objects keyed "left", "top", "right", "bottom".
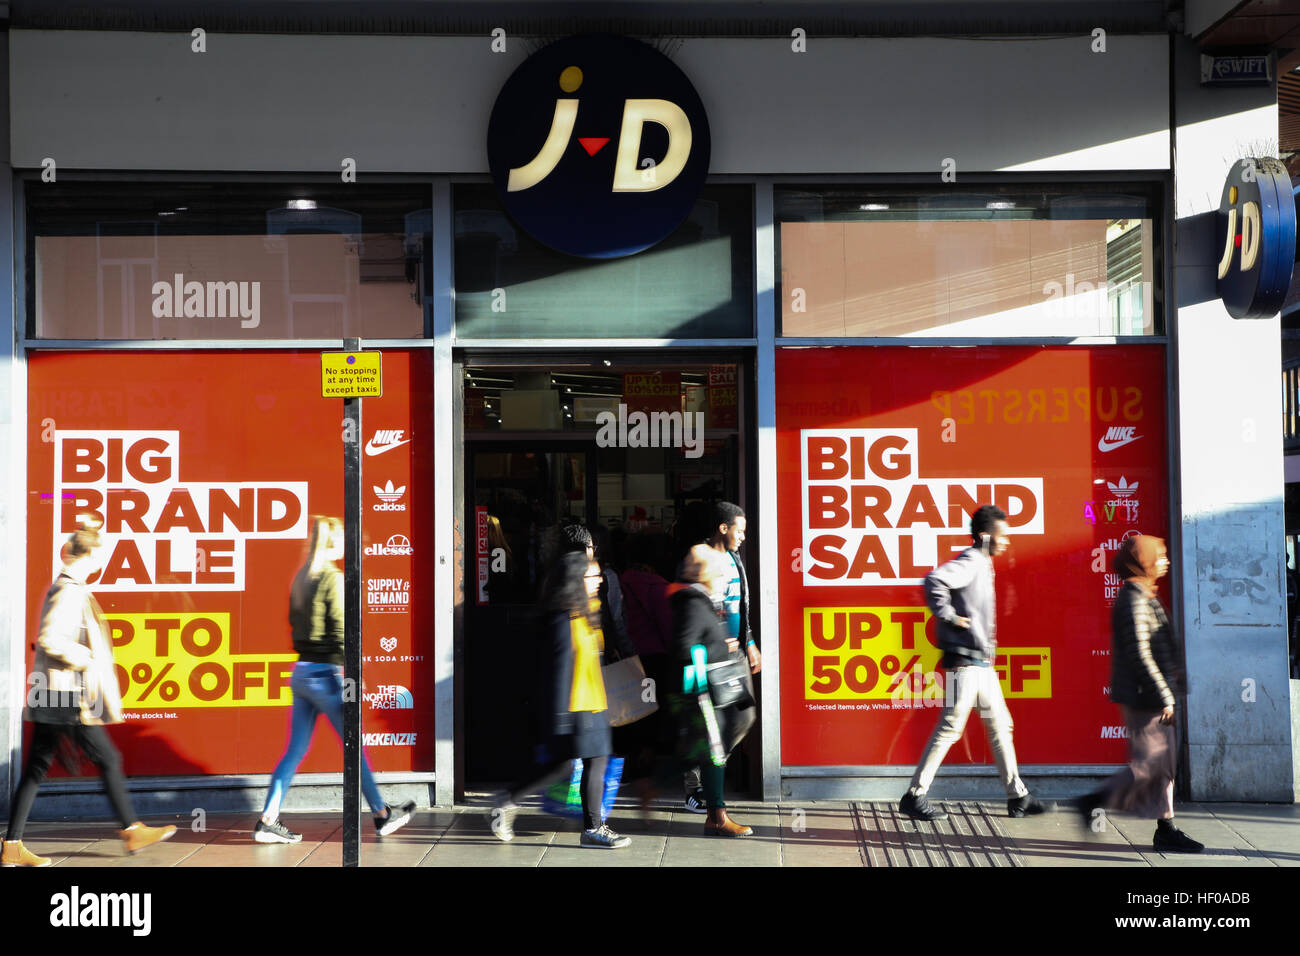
[{"left": 487, "top": 34, "right": 710, "bottom": 259}]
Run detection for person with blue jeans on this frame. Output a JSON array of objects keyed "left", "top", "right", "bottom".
[{"left": 253, "top": 516, "right": 415, "bottom": 844}]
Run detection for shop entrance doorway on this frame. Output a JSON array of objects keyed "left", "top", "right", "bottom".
[{"left": 460, "top": 356, "right": 751, "bottom": 790}]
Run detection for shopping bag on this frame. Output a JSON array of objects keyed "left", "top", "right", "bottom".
[
  {"left": 602, "top": 654, "right": 659, "bottom": 727},
  {"left": 541, "top": 756, "right": 625, "bottom": 818}
]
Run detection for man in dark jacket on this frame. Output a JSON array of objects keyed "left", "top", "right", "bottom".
[
  {"left": 899, "top": 504, "right": 1047, "bottom": 822},
  {"left": 679, "top": 502, "right": 760, "bottom": 813}
]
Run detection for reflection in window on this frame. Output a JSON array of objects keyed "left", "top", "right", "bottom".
[
  {"left": 28, "top": 184, "right": 430, "bottom": 340},
  {"left": 454, "top": 185, "right": 753, "bottom": 339},
  {"left": 777, "top": 187, "right": 1160, "bottom": 337}
]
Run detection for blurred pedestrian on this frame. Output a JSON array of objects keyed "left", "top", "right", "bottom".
[
  {"left": 490, "top": 551, "right": 630, "bottom": 848},
  {"left": 899, "top": 505, "right": 1047, "bottom": 821},
  {"left": 619, "top": 532, "right": 676, "bottom": 801},
  {"left": 3, "top": 519, "right": 177, "bottom": 867},
  {"left": 589, "top": 523, "right": 634, "bottom": 659},
  {"left": 1073, "top": 536, "right": 1202, "bottom": 852},
  {"left": 253, "top": 516, "right": 415, "bottom": 844},
  {"left": 672, "top": 544, "right": 756, "bottom": 836}
]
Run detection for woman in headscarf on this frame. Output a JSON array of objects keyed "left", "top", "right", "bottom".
[{"left": 1074, "top": 535, "right": 1202, "bottom": 852}]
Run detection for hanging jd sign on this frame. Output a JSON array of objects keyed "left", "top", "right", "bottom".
[
  {"left": 487, "top": 34, "right": 710, "bottom": 259},
  {"left": 1216, "top": 157, "right": 1296, "bottom": 319}
]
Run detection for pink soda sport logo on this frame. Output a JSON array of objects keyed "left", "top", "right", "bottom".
[{"left": 487, "top": 34, "right": 711, "bottom": 259}]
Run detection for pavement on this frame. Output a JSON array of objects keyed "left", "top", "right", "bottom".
[{"left": 8, "top": 797, "right": 1300, "bottom": 866}]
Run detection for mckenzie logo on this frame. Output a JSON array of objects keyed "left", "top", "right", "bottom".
[
  {"left": 1097, "top": 426, "right": 1141, "bottom": 452},
  {"left": 365, "top": 429, "right": 411, "bottom": 456},
  {"left": 365, "top": 534, "right": 413, "bottom": 557},
  {"left": 50, "top": 886, "right": 152, "bottom": 936},
  {"left": 151, "top": 274, "right": 260, "bottom": 329},
  {"left": 363, "top": 732, "right": 417, "bottom": 746},
  {"left": 595, "top": 403, "right": 705, "bottom": 459},
  {"left": 487, "top": 34, "right": 710, "bottom": 258},
  {"left": 1100, "top": 725, "right": 1130, "bottom": 739},
  {"left": 372, "top": 480, "right": 408, "bottom": 512}
]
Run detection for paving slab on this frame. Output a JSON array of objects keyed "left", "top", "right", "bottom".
[
  {"left": 1102, "top": 809, "right": 1266, "bottom": 867},
  {"left": 1205, "top": 805, "right": 1300, "bottom": 867},
  {"left": 1002, "top": 807, "right": 1152, "bottom": 867},
  {"left": 9, "top": 799, "right": 1300, "bottom": 867},
  {"left": 777, "top": 804, "right": 867, "bottom": 866}
]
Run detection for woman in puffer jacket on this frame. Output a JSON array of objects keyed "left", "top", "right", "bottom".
[
  {"left": 3, "top": 520, "right": 176, "bottom": 867},
  {"left": 1073, "top": 535, "right": 1202, "bottom": 853}
]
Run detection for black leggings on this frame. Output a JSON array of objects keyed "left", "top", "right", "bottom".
[
  {"left": 7, "top": 723, "right": 137, "bottom": 841},
  {"left": 508, "top": 755, "right": 609, "bottom": 831}
]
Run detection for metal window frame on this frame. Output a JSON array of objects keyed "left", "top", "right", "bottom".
[
  {"left": 14, "top": 172, "right": 448, "bottom": 799},
  {"left": 12, "top": 168, "right": 1176, "bottom": 804}
]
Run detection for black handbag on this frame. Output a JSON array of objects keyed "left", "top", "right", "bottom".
[{"left": 706, "top": 651, "right": 754, "bottom": 710}]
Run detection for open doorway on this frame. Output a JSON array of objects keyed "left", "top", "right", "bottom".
[{"left": 459, "top": 355, "right": 753, "bottom": 791}]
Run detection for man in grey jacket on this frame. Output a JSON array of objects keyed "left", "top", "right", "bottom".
[{"left": 899, "top": 504, "right": 1047, "bottom": 822}]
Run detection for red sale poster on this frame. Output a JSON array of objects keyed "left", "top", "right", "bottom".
[
  {"left": 776, "top": 345, "right": 1168, "bottom": 767},
  {"left": 26, "top": 350, "right": 435, "bottom": 775}
]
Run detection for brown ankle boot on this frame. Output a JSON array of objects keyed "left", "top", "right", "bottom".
[
  {"left": 704, "top": 809, "right": 753, "bottom": 837},
  {"left": 2, "top": 840, "right": 52, "bottom": 867},
  {"left": 120, "top": 822, "right": 177, "bottom": 855}
]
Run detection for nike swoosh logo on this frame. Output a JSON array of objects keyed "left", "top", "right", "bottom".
[
  {"left": 365, "top": 438, "right": 411, "bottom": 456},
  {"left": 1097, "top": 436, "right": 1140, "bottom": 452}
]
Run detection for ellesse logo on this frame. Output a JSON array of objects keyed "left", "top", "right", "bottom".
[
  {"left": 364, "top": 534, "right": 413, "bottom": 557},
  {"left": 1097, "top": 426, "right": 1141, "bottom": 452},
  {"left": 365, "top": 430, "right": 410, "bottom": 456},
  {"left": 487, "top": 34, "right": 711, "bottom": 258}
]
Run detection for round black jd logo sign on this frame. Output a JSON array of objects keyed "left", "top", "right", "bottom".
[
  {"left": 487, "top": 35, "right": 711, "bottom": 259},
  {"left": 1216, "top": 157, "right": 1296, "bottom": 319}
]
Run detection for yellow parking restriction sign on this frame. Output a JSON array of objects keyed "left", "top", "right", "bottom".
[{"left": 321, "top": 351, "right": 382, "bottom": 398}]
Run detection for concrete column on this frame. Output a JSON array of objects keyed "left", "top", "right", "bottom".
[
  {"left": 1172, "top": 35, "right": 1295, "bottom": 801},
  {"left": 0, "top": 32, "right": 18, "bottom": 818}
]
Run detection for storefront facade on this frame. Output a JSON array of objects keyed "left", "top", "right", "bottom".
[{"left": 2, "top": 13, "right": 1295, "bottom": 816}]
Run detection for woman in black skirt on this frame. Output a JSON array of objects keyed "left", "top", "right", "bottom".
[
  {"left": 489, "top": 551, "right": 629, "bottom": 849},
  {"left": 1074, "top": 535, "right": 1202, "bottom": 853}
]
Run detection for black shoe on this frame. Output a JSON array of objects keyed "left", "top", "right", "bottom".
[
  {"left": 1071, "top": 792, "right": 1105, "bottom": 832},
  {"left": 1007, "top": 793, "right": 1051, "bottom": 818},
  {"left": 899, "top": 791, "right": 948, "bottom": 822},
  {"left": 684, "top": 788, "right": 708, "bottom": 814},
  {"left": 1153, "top": 823, "right": 1204, "bottom": 853}
]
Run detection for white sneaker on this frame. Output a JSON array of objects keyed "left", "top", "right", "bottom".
[
  {"left": 376, "top": 800, "right": 417, "bottom": 837},
  {"left": 253, "top": 819, "right": 302, "bottom": 844},
  {"left": 581, "top": 825, "right": 631, "bottom": 849}
]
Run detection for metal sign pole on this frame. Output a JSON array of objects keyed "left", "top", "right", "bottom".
[{"left": 342, "top": 336, "right": 363, "bottom": 868}]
